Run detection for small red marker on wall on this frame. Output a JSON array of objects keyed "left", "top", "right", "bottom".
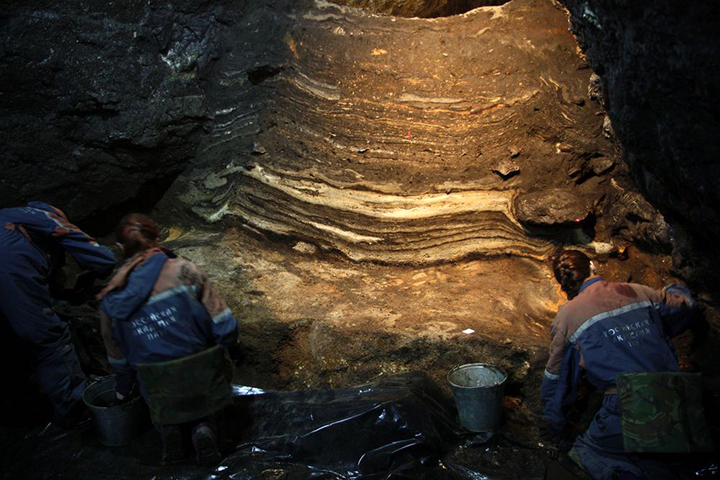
[{"left": 407, "top": 130, "right": 411, "bottom": 137}]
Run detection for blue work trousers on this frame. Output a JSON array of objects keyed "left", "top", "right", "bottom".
[
  {"left": 0, "top": 228, "right": 87, "bottom": 420},
  {"left": 573, "top": 394, "right": 677, "bottom": 480}
]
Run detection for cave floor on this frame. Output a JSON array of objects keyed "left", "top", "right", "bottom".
[
  {"left": 160, "top": 224, "right": 677, "bottom": 392},
  {"left": 2, "top": 225, "right": 716, "bottom": 479}
]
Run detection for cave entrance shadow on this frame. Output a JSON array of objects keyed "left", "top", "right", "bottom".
[{"left": 75, "top": 170, "right": 184, "bottom": 238}]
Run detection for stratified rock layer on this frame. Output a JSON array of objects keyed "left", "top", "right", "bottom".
[
  {"left": 329, "top": 0, "right": 509, "bottom": 18},
  {"left": 163, "top": 0, "right": 633, "bottom": 264},
  {"left": 2, "top": 0, "right": 673, "bottom": 262}
]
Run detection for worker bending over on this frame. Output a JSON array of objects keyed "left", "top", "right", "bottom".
[
  {"left": 0, "top": 201, "right": 116, "bottom": 427},
  {"left": 541, "top": 250, "right": 709, "bottom": 479}
]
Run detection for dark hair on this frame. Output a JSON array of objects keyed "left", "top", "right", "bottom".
[
  {"left": 116, "top": 213, "right": 159, "bottom": 257},
  {"left": 552, "top": 250, "right": 592, "bottom": 299}
]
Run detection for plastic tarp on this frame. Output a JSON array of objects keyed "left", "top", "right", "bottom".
[{"left": 0, "top": 371, "right": 474, "bottom": 479}]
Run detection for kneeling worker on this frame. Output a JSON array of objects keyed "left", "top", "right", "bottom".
[
  {"left": 97, "top": 213, "right": 239, "bottom": 465},
  {"left": 541, "top": 250, "right": 710, "bottom": 480}
]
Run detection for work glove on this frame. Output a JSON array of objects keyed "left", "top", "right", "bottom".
[
  {"left": 538, "top": 418, "right": 573, "bottom": 453},
  {"left": 114, "top": 365, "right": 139, "bottom": 405},
  {"left": 114, "top": 381, "right": 139, "bottom": 406},
  {"left": 539, "top": 418, "right": 564, "bottom": 444}
]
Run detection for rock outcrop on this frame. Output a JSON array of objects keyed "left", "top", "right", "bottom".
[
  {"left": 1, "top": 0, "right": 679, "bottom": 264},
  {"left": 0, "top": 1, "right": 221, "bottom": 219},
  {"left": 161, "top": 0, "right": 642, "bottom": 263},
  {"left": 560, "top": 0, "right": 720, "bottom": 283}
]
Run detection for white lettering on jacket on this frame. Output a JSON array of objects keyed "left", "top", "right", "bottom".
[
  {"left": 602, "top": 319, "right": 652, "bottom": 347},
  {"left": 130, "top": 306, "right": 179, "bottom": 341}
]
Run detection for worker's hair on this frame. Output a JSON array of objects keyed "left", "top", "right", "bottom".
[
  {"left": 552, "top": 250, "right": 592, "bottom": 299},
  {"left": 115, "top": 213, "right": 159, "bottom": 257}
]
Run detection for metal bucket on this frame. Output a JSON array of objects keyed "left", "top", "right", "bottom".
[
  {"left": 448, "top": 363, "right": 506, "bottom": 432},
  {"left": 82, "top": 376, "right": 149, "bottom": 446}
]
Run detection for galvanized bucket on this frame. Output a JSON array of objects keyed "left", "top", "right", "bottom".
[
  {"left": 447, "top": 363, "right": 506, "bottom": 432},
  {"left": 82, "top": 376, "right": 149, "bottom": 446}
]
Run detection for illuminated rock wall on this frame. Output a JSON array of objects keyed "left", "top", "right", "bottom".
[
  {"left": 2, "top": 0, "right": 668, "bottom": 264},
  {"left": 164, "top": 0, "right": 637, "bottom": 263},
  {"left": 329, "top": 0, "right": 508, "bottom": 17}
]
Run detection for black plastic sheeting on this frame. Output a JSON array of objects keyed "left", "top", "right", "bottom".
[
  {"left": 0, "top": 371, "right": 494, "bottom": 479},
  {"left": 219, "top": 371, "right": 468, "bottom": 479}
]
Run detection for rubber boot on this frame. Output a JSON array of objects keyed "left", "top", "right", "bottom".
[
  {"left": 191, "top": 422, "right": 221, "bottom": 466},
  {"left": 158, "top": 424, "right": 185, "bottom": 466}
]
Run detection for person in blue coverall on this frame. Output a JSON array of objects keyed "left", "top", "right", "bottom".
[
  {"left": 0, "top": 201, "right": 116, "bottom": 427},
  {"left": 97, "top": 213, "right": 239, "bottom": 464},
  {"left": 540, "top": 250, "right": 698, "bottom": 480}
]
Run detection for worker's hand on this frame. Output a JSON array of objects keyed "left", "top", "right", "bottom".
[
  {"left": 114, "top": 382, "right": 139, "bottom": 405},
  {"left": 538, "top": 418, "right": 566, "bottom": 447},
  {"left": 114, "top": 391, "right": 129, "bottom": 405},
  {"left": 74, "top": 270, "right": 97, "bottom": 290},
  {"left": 539, "top": 424, "right": 573, "bottom": 453},
  {"left": 50, "top": 299, "right": 73, "bottom": 317}
]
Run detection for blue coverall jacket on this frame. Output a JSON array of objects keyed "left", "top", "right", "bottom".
[
  {"left": 541, "top": 276, "right": 696, "bottom": 479},
  {"left": 98, "top": 249, "right": 238, "bottom": 397},
  {"left": 0, "top": 202, "right": 116, "bottom": 420}
]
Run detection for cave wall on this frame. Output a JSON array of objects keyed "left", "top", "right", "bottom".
[
  {"left": 560, "top": 0, "right": 720, "bottom": 283},
  {"left": 328, "top": 0, "right": 508, "bottom": 18},
  {"left": 160, "top": 0, "right": 664, "bottom": 264},
  {"left": 0, "top": 0, "right": 685, "bottom": 267},
  {"left": 0, "top": 1, "right": 224, "bottom": 221}
]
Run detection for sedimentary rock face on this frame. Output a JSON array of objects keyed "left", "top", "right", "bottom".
[
  {"left": 1, "top": 0, "right": 678, "bottom": 263},
  {"left": 162, "top": 0, "right": 647, "bottom": 264},
  {"left": 329, "top": 0, "right": 509, "bottom": 18}
]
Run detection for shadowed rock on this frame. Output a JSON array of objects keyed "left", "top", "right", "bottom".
[
  {"left": 561, "top": 0, "right": 720, "bottom": 285},
  {"left": 515, "top": 188, "right": 591, "bottom": 227}
]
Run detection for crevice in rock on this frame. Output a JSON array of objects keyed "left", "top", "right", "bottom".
[
  {"left": 76, "top": 170, "right": 185, "bottom": 237},
  {"left": 247, "top": 65, "right": 284, "bottom": 85},
  {"left": 329, "top": 0, "right": 510, "bottom": 18}
]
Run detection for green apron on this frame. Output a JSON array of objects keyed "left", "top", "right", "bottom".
[
  {"left": 137, "top": 345, "right": 233, "bottom": 425},
  {"left": 616, "top": 371, "right": 712, "bottom": 453}
]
